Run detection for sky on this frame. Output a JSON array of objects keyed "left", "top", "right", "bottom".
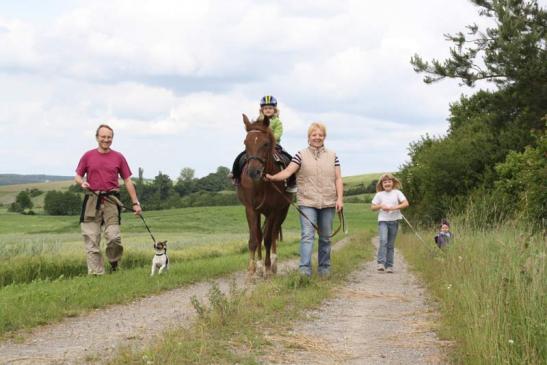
[{"left": 0, "top": 0, "right": 496, "bottom": 179}]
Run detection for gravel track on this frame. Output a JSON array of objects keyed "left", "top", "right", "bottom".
[{"left": 262, "top": 237, "right": 449, "bottom": 365}]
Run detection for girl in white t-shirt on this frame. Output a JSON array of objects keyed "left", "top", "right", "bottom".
[{"left": 371, "top": 173, "right": 409, "bottom": 273}]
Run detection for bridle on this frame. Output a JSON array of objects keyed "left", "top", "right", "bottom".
[
  {"left": 244, "top": 129, "right": 274, "bottom": 210},
  {"left": 245, "top": 130, "right": 271, "bottom": 168}
]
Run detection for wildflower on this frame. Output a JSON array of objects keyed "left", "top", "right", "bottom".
[
  {"left": 508, "top": 339, "right": 514, "bottom": 345},
  {"left": 447, "top": 284, "right": 452, "bottom": 290}
]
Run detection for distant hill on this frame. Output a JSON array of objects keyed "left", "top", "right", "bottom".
[
  {"left": 343, "top": 173, "right": 383, "bottom": 187},
  {"left": 0, "top": 174, "right": 73, "bottom": 186}
]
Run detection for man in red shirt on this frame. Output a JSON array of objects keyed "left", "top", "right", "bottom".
[{"left": 75, "top": 124, "right": 142, "bottom": 275}]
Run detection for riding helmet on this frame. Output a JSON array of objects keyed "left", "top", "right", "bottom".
[{"left": 260, "top": 95, "right": 277, "bottom": 107}]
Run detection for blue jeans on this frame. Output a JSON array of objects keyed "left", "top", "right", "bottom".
[
  {"left": 377, "top": 221, "right": 399, "bottom": 268},
  {"left": 299, "top": 206, "right": 335, "bottom": 276}
]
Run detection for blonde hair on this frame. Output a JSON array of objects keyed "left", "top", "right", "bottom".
[
  {"left": 258, "top": 106, "right": 280, "bottom": 121},
  {"left": 307, "top": 122, "right": 327, "bottom": 138},
  {"left": 376, "top": 173, "right": 402, "bottom": 192}
]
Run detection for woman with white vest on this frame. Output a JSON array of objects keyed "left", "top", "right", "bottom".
[{"left": 266, "top": 122, "right": 343, "bottom": 277}]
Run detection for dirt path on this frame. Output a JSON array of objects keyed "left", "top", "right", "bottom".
[
  {"left": 0, "top": 238, "right": 354, "bottom": 365},
  {"left": 262, "top": 238, "right": 449, "bottom": 365}
]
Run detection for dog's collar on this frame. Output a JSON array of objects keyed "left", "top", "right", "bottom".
[{"left": 155, "top": 252, "right": 166, "bottom": 256}]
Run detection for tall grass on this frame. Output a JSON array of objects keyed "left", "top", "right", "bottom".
[{"left": 398, "top": 220, "right": 546, "bottom": 364}]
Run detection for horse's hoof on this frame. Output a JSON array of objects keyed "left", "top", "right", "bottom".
[
  {"left": 246, "top": 271, "right": 257, "bottom": 284},
  {"left": 271, "top": 254, "right": 278, "bottom": 274},
  {"left": 256, "top": 260, "right": 265, "bottom": 276}
]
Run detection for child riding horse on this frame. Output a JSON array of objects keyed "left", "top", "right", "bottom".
[{"left": 237, "top": 114, "right": 292, "bottom": 277}]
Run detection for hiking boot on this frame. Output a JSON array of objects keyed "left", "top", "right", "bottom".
[
  {"left": 386, "top": 267, "right": 394, "bottom": 273},
  {"left": 377, "top": 264, "right": 385, "bottom": 271},
  {"left": 109, "top": 261, "right": 118, "bottom": 273}
]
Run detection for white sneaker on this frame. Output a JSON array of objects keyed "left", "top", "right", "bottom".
[
  {"left": 377, "top": 264, "right": 385, "bottom": 271},
  {"left": 286, "top": 186, "right": 297, "bottom": 193},
  {"left": 386, "top": 267, "right": 394, "bottom": 273}
]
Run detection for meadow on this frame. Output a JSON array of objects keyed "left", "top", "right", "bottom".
[
  {"left": 398, "top": 220, "right": 546, "bottom": 364},
  {"left": 0, "top": 202, "right": 377, "bottom": 336}
]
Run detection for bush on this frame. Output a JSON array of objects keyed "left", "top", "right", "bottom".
[
  {"left": 27, "top": 188, "right": 43, "bottom": 197},
  {"left": 8, "top": 202, "right": 23, "bottom": 213},
  {"left": 494, "top": 127, "right": 546, "bottom": 228},
  {"left": 44, "top": 191, "right": 82, "bottom": 215}
]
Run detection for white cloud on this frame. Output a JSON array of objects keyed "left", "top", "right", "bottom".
[{"left": 0, "top": 0, "right": 492, "bottom": 177}]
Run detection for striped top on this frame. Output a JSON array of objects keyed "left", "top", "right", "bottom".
[{"left": 292, "top": 151, "right": 340, "bottom": 166}]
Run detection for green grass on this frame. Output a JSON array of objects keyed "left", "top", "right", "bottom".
[
  {"left": 0, "top": 203, "right": 377, "bottom": 336},
  {"left": 398, "top": 222, "right": 546, "bottom": 364},
  {"left": 110, "top": 230, "right": 375, "bottom": 365}
]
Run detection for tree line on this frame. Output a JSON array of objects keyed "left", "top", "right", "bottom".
[{"left": 400, "top": 0, "right": 545, "bottom": 228}]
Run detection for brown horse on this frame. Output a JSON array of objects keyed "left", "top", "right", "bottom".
[{"left": 237, "top": 114, "right": 291, "bottom": 277}]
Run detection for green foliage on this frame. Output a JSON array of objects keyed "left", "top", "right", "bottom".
[
  {"left": 67, "top": 183, "right": 84, "bottom": 193},
  {"left": 26, "top": 188, "right": 43, "bottom": 197},
  {"left": 8, "top": 191, "right": 34, "bottom": 214},
  {"left": 494, "top": 127, "right": 547, "bottom": 227},
  {"left": 411, "top": 0, "right": 546, "bottom": 88},
  {"left": 344, "top": 179, "right": 377, "bottom": 196},
  {"left": 7, "top": 202, "right": 23, "bottom": 213},
  {"left": 120, "top": 166, "right": 235, "bottom": 210},
  {"left": 16, "top": 191, "right": 33, "bottom": 210},
  {"left": 402, "top": 1, "right": 546, "bottom": 225},
  {"left": 44, "top": 190, "right": 82, "bottom": 215}
]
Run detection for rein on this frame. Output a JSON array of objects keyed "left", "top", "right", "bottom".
[{"left": 266, "top": 177, "right": 346, "bottom": 238}]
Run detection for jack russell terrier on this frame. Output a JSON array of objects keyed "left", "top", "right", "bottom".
[{"left": 150, "top": 240, "right": 169, "bottom": 276}]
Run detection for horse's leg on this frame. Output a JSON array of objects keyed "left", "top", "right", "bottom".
[
  {"left": 255, "top": 214, "right": 265, "bottom": 276},
  {"left": 245, "top": 207, "right": 260, "bottom": 276},
  {"left": 263, "top": 216, "right": 274, "bottom": 276},
  {"left": 271, "top": 205, "right": 290, "bottom": 275}
]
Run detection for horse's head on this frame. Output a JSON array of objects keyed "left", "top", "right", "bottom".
[{"left": 242, "top": 113, "right": 275, "bottom": 182}]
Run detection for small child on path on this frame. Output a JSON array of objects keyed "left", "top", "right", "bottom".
[
  {"left": 371, "top": 173, "right": 409, "bottom": 273},
  {"left": 434, "top": 220, "right": 452, "bottom": 249}
]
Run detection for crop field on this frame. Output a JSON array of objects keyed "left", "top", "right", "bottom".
[{"left": 0, "top": 179, "right": 74, "bottom": 207}]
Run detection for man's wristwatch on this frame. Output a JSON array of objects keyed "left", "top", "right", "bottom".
[{"left": 132, "top": 201, "right": 140, "bottom": 206}]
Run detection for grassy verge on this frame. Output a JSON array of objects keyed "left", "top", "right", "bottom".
[
  {"left": 110, "top": 230, "right": 374, "bottom": 365},
  {"left": 0, "top": 240, "right": 301, "bottom": 337},
  {"left": 398, "top": 223, "right": 546, "bottom": 364}
]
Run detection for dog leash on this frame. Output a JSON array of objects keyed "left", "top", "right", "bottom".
[
  {"left": 401, "top": 213, "right": 440, "bottom": 252},
  {"left": 86, "top": 190, "right": 158, "bottom": 244},
  {"left": 266, "top": 178, "right": 347, "bottom": 238},
  {"left": 400, "top": 213, "right": 425, "bottom": 244}
]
